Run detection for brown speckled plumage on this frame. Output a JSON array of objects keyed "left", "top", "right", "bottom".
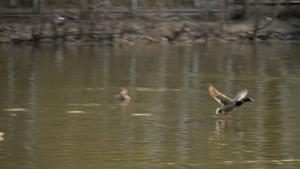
[{"left": 115, "top": 88, "right": 131, "bottom": 101}]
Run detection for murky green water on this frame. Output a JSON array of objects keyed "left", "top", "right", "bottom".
[{"left": 0, "top": 42, "right": 300, "bottom": 169}]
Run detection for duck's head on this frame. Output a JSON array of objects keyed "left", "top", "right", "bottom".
[
  {"left": 120, "top": 88, "right": 128, "bottom": 95},
  {"left": 242, "top": 97, "right": 255, "bottom": 102}
]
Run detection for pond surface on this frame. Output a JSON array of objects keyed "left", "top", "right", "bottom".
[{"left": 0, "top": 42, "right": 300, "bottom": 169}]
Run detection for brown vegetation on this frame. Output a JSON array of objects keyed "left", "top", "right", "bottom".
[{"left": 0, "top": 1, "right": 299, "bottom": 44}]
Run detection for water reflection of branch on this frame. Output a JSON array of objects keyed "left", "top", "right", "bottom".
[{"left": 7, "top": 54, "right": 15, "bottom": 107}]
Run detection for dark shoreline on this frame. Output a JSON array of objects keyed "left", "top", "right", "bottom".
[{"left": 0, "top": 13, "right": 299, "bottom": 44}]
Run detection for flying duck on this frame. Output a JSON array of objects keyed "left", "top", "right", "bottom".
[{"left": 209, "top": 85, "right": 254, "bottom": 115}]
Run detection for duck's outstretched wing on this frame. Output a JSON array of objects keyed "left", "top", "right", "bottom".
[
  {"left": 208, "top": 85, "right": 233, "bottom": 105},
  {"left": 233, "top": 89, "right": 248, "bottom": 101}
]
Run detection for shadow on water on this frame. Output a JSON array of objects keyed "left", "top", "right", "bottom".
[{"left": 0, "top": 42, "right": 300, "bottom": 168}]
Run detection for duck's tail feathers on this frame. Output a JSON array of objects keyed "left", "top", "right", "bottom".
[{"left": 216, "top": 108, "right": 221, "bottom": 115}]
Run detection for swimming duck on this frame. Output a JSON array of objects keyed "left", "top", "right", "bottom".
[
  {"left": 208, "top": 85, "right": 254, "bottom": 115},
  {"left": 115, "top": 88, "right": 131, "bottom": 101}
]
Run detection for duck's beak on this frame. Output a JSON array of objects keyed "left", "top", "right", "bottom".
[{"left": 250, "top": 98, "right": 255, "bottom": 102}]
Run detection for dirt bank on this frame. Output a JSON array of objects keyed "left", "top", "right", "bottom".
[{"left": 0, "top": 11, "right": 299, "bottom": 44}]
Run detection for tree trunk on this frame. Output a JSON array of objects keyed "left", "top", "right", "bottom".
[{"left": 131, "top": 0, "right": 138, "bottom": 14}]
